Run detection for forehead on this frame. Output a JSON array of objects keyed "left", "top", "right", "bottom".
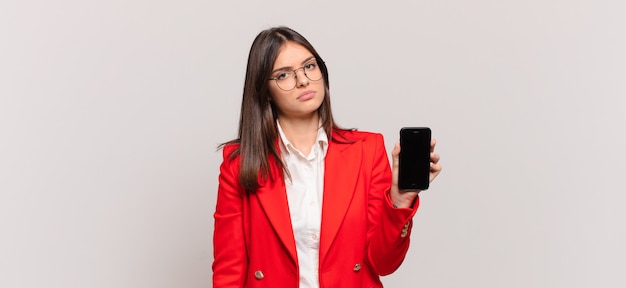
[{"left": 273, "top": 41, "right": 314, "bottom": 69}]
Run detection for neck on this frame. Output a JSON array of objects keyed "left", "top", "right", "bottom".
[{"left": 278, "top": 113, "right": 320, "bottom": 156}]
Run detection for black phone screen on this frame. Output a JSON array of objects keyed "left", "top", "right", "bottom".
[{"left": 398, "top": 127, "right": 431, "bottom": 190}]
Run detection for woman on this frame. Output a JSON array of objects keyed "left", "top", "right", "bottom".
[{"left": 213, "top": 26, "right": 442, "bottom": 288}]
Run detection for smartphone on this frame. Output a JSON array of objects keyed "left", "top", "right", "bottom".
[{"left": 398, "top": 127, "right": 431, "bottom": 190}]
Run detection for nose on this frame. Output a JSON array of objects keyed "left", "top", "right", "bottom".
[{"left": 294, "top": 68, "right": 309, "bottom": 87}]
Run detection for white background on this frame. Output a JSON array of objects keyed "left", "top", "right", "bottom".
[{"left": 1, "top": 0, "right": 625, "bottom": 287}]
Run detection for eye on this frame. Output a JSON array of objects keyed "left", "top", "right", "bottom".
[
  {"left": 275, "top": 72, "right": 290, "bottom": 80},
  {"left": 304, "top": 62, "right": 317, "bottom": 70}
]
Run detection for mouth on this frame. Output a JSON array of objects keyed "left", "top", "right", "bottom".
[{"left": 297, "top": 90, "right": 316, "bottom": 101}]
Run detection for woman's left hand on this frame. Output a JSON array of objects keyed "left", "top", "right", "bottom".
[{"left": 389, "top": 139, "right": 442, "bottom": 208}]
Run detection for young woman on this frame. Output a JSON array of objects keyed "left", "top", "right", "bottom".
[{"left": 213, "top": 26, "right": 442, "bottom": 288}]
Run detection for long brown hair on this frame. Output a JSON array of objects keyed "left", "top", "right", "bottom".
[{"left": 222, "top": 26, "right": 350, "bottom": 192}]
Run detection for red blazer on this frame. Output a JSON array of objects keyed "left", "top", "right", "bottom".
[{"left": 213, "top": 130, "right": 419, "bottom": 288}]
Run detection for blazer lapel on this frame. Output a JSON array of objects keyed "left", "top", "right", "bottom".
[
  {"left": 319, "top": 138, "right": 362, "bottom": 263},
  {"left": 255, "top": 157, "right": 298, "bottom": 264},
  {"left": 253, "top": 136, "right": 364, "bottom": 267}
]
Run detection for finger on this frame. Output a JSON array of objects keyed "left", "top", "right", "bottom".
[
  {"left": 430, "top": 138, "right": 437, "bottom": 153},
  {"left": 430, "top": 152, "right": 440, "bottom": 164},
  {"left": 429, "top": 163, "right": 442, "bottom": 182},
  {"left": 391, "top": 142, "right": 400, "bottom": 187},
  {"left": 392, "top": 141, "right": 401, "bottom": 159}
]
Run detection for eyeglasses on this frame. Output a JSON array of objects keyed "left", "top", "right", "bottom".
[{"left": 268, "top": 60, "right": 323, "bottom": 91}]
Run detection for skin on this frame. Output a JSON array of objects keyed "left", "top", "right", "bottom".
[
  {"left": 391, "top": 140, "right": 442, "bottom": 208},
  {"left": 268, "top": 41, "right": 325, "bottom": 156},
  {"left": 269, "top": 41, "right": 442, "bottom": 208}
]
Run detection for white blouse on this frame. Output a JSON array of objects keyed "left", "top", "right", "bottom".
[{"left": 277, "top": 121, "right": 328, "bottom": 288}]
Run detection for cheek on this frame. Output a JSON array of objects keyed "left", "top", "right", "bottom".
[
  {"left": 268, "top": 83, "right": 292, "bottom": 101},
  {"left": 268, "top": 90, "right": 291, "bottom": 110},
  {"left": 268, "top": 85, "right": 279, "bottom": 100},
  {"left": 317, "top": 83, "right": 327, "bottom": 99}
]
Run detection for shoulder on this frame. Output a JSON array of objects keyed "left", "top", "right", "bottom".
[
  {"left": 222, "top": 142, "right": 239, "bottom": 154},
  {"left": 332, "top": 129, "right": 385, "bottom": 144},
  {"left": 221, "top": 142, "right": 241, "bottom": 164}
]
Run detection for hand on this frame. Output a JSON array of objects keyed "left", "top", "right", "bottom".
[{"left": 390, "top": 139, "right": 442, "bottom": 208}]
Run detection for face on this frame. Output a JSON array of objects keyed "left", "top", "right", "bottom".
[{"left": 268, "top": 41, "right": 325, "bottom": 120}]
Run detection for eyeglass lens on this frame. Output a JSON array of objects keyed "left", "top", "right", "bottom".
[{"left": 274, "top": 62, "right": 323, "bottom": 91}]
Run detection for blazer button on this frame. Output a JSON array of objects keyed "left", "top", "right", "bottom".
[
  {"left": 401, "top": 223, "right": 410, "bottom": 238},
  {"left": 353, "top": 263, "right": 361, "bottom": 272},
  {"left": 254, "top": 270, "right": 264, "bottom": 280}
]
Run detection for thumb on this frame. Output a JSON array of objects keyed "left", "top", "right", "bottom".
[{"left": 391, "top": 142, "right": 400, "bottom": 189}]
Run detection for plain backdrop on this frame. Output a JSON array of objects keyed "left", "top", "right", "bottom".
[{"left": 1, "top": 0, "right": 625, "bottom": 287}]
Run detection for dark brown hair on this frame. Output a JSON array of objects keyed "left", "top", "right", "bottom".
[{"left": 222, "top": 26, "right": 351, "bottom": 192}]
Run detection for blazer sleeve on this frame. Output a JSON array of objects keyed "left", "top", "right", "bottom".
[
  {"left": 212, "top": 146, "right": 247, "bottom": 288},
  {"left": 365, "top": 133, "right": 419, "bottom": 276}
]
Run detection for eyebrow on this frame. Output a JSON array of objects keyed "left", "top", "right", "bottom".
[{"left": 271, "top": 56, "right": 316, "bottom": 73}]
